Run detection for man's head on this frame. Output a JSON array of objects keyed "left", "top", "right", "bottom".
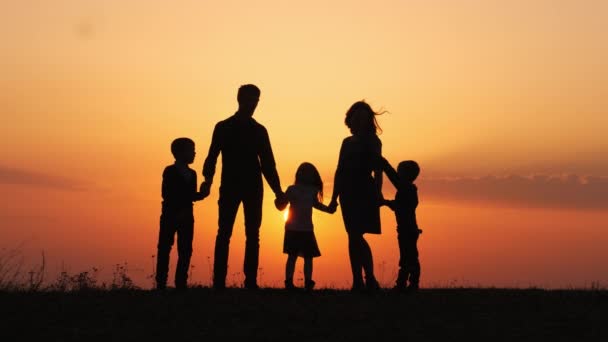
[
  {"left": 171, "top": 137, "right": 196, "bottom": 164},
  {"left": 237, "top": 84, "right": 260, "bottom": 116}
]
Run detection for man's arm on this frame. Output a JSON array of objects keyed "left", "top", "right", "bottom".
[
  {"left": 202, "top": 123, "right": 222, "bottom": 186},
  {"left": 258, "top": 126, "right": 283, "bottom": 196}
]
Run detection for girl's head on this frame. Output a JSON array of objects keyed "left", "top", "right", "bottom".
[
  {"left": 295, "top": 162, "right": 323, "bottom": 201},
  {"left": 344, "top": 101, "right": 385, "bottom": 136}
]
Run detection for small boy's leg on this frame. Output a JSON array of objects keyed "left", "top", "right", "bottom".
[{"left": 405, "top": 233, "right": 421, "bottom": 291}]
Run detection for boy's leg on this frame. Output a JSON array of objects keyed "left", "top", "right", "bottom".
[
  {"left": 175, "top": 215, "right": 194, "bottom": 290},
  {"left": 395, "top": 229, "right": 408, "bottom": 288},
  {"left": 404, "top": 232, "right": 421, "bottom": 289},
  {"left": 156, "top": 214, "right": 176, "bottom": 290},
  {"left": 285, "top": 254, "right": 297, "bottom": 289}
]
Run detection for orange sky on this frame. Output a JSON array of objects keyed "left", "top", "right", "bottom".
[{"left": 1, "top": 0, "right": 607, "bottom": 289}]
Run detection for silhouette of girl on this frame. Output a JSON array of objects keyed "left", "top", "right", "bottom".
[
  {"left": 280, "top": 162, "right": 335, "bottom": 290},
  {"left": 329, "top": 101, "right": 385, "bottom": 291}
]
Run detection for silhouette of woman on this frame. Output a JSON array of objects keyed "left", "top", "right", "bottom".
[{"left": 329, "top": 101, "right": 384, "bottom": 291}]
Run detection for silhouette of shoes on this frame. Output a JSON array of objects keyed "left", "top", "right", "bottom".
[
  {"left": 392, "top": 284, "right": 407, "bottom": 292},
  {"left": 366, "top": 278, "right": 381, "bottom": 292},
  {"left": 351, "top": 282, "right": 365, "bottom": 293},
  {"left": 245, "top": 282, "right": 259, "bottom": 290},
  {"left": 305, "top": 280, "right": 316, "bottom": 291},
  {"left": 406, "top": 284, "right": 419, "bottom": 293},
  {"left": 285, "top": 280, "right": 296, "bottom": 290}
]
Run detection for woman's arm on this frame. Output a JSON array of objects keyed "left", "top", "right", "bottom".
[
  {"left": 329, "top": 140, "right": 346, "bottom": 208},
  {"left": 373, "top": 138, "right": 384, "bottom": 201}
]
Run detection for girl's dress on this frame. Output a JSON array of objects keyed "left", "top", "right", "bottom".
[{"left": 283, "top": 184, "right": 321, "bottom": 257}]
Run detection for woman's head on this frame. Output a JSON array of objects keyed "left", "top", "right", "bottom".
[
  {"left": 344, "top": 101, "right": 384, "bottom": 136},
  {"left": 295, "top": 162, "right": 323, "bottom": 200}
]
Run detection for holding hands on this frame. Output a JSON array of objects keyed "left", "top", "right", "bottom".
[
  {"left": 274, "top": 191, "right": 288, "bottom": 211},
  {"left": 199, "top": 181, "right": 211, "bottom": 199},
  {"left": 328, "top": 199, "right": 339, "bottom": 213}
]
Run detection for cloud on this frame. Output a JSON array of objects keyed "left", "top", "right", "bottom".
[
  {"left": 408, "top": 174, "right": 608, "bottom": 210},
  {"left": 0, "top": 166, "right": 89, "bottom": 191}
]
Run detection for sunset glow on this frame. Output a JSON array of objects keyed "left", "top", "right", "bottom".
[{"left": 1, "top": 0, "right": 607, "bottom": 289}]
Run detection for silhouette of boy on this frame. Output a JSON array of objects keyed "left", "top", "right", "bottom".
[
  {"left": 156, "top": 137, "right": 208, "bottom": 291},
  {"left": 381, "top": 158, "right": 422, "bottom": 291}
]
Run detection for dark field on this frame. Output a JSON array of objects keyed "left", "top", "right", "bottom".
[{"left": 1, "top": 287, "right": 606, "bottom": 341}]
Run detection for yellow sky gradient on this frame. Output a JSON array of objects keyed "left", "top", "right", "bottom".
[{"left": 1, "top": 0, "right": 607, "bottom": 289}]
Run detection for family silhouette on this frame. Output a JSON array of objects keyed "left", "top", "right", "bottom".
[{"left": 155, "top": 84, "right": 422, "bottom": 293}]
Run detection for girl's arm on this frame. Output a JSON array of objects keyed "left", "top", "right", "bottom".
[{"left": 314, "top": 200, "right": 336, "bottom": 214}]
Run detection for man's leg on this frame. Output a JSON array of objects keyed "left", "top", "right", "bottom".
[
  {"left": 243, "top": 188, "right": 263, "bottom": 289},
  {"left": 214, "top": 192, "right": 240, "bottom": 289}
]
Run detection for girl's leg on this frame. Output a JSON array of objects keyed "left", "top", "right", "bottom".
[
  {"left": 303, "top": 257, "right": 314, "bottom": 290},
  {"left": 285, "top": 254, "right": 297, "bottom": 288}
]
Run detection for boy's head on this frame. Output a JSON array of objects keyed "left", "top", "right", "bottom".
[
  {"left": 171, "top": 137, "right": 196, "bottom": 164},
  {"left": 397, "top": 160, "right": 420, "bottom": 183}
]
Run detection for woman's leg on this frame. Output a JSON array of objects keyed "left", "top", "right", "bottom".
[
  {"left": 360, "top": 236, "right": 379, "bottom": 289},
  {"left": 347, "top": 233, "right": 364, "bottom": 289}
]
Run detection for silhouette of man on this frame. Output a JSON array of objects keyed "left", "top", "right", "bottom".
[{"left": 200, "top": 84, "right": 286, "bottom": 290}]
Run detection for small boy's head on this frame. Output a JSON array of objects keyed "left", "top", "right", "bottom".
[
  {"left": 171, "top": 137, "right": 196, "bottom": 164},
  {"left": 397, "top": 160, "right": 420, "bottom": 183}
]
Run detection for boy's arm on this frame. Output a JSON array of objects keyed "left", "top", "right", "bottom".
[
  {"left": 192, "top": 173, "right": 208, "bottom": 202},
  {"left": 380, "top": 198, "right": 396, "bottom": 211}
]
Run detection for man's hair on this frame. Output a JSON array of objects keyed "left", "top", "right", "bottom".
[
  {"left": 171, "top": 137, "right": 194, "bottom": 159},
  {"left": 237, "top": 84, "right": 261, "bottom": 102}
]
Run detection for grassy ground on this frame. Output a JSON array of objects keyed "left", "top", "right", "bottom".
[{"left": 1, "top": 287, "right": 606, "bottom": 341}]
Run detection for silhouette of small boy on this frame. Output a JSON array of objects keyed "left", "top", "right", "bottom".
[
  {"left": 381, "top": 158, "right": 422, "bottom": 292},
  {"left": 156, "top": 137, "right": 208, "bottom": 291}
]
